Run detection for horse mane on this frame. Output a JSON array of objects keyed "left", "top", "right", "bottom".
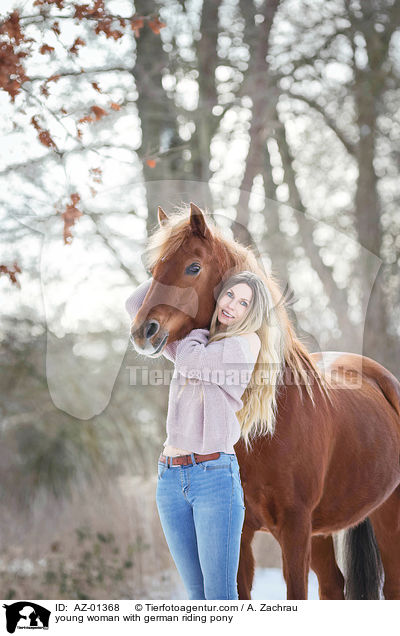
[
  {"left": 142, "top": 205, "right": 249, "bottom": 278},
  {"left": 143, "top": 205, "right": 334, "bottom": 446}
]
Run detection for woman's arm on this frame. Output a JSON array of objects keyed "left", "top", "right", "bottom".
[
  {"left": 125, "top": 278, "right": 178, "bottom": 362},
  {"left": 125, "top": 278, "right": 152, "bottom": 320},
  {"left": 175, "top": 329, "right": 260, "bottom": 401}
]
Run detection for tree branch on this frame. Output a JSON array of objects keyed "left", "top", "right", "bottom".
[
  {"left": 27, "top": 66, "right": 133, "bottom": 82},
  {"left": 285, "top": 92, "right": 357, "bottom": 157}
]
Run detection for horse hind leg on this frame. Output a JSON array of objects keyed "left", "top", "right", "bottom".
[
  {"left": 370, "top": 485, "right": 400, "bottom": 599},
  {"left": 311, "top": 534, "right": 345, "bottom": 599}
]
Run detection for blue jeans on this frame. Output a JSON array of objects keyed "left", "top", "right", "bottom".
[{"left": 156, "top": 452, "right": 245, "bottom": 600}]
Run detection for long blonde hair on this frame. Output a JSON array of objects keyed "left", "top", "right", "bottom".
[{"left": 208, "top": 271, "right": 285, "bottom": 450}]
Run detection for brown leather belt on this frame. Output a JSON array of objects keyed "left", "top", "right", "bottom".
[{"left": 158, "top": 452, "right": 220, "bottom": 466}]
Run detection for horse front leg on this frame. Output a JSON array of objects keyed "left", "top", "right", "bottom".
[
  {"left": 237, "top": 523, "right": 256, "bottom": 599},
  {"left": 277, "top": 509, "right": 312, "bottom": 600}
]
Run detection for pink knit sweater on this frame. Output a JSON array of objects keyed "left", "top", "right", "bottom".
[{"left": 125, "top": 279, "right": 260, "bottom": 454}]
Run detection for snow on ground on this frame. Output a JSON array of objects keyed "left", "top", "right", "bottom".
[
  {"left": 169, "top": 567, "right": 319, "bottom": 600},
  {"left": 251, "top": 568, "right": 319, "bottom": 599}
]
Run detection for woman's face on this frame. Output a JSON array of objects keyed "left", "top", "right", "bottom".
[{"left": 216, "top": 283, "right": 253, "bottom": 327}]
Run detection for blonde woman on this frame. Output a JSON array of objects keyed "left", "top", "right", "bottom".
[{"left": 126, "top": 271, "right": 269, "bottom": 599}]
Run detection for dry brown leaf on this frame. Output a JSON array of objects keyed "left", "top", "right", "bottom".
[
  {"left": 70, "top": 37, "right": 86, "bottom": 55},
  {"left": 58, "top": 193, "right": 83, "bottom": 244},
  {"left": 0, "top": 262, "right": 21, "bottom": 286},
  {"left": 91, "top": 105, "right": 108, "bottom": 120},
  {"left": 40, "top": 44, "right": 55, "bottom": 54},
  {"left": 148, "top": 16, "right": 166, "bottom": 34}
]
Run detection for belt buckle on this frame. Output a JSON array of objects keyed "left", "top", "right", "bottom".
[
  {"left": 159, "top": 453, "right": 196, "bottom": 466},
  {"left": 181, "top": 454, "right": 192, "bottom": 466}
]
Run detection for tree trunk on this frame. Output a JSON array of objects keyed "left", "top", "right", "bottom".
[
  {"left": 350, "top": 1, "right": 399, "bottom": 372},
  {"left": 134, "top": 0, "right": 184, "bottom": 233}
]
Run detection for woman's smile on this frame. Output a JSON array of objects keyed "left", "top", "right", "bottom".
[{"left": 217, "top": 283, "right": 253, "bottom": 326}]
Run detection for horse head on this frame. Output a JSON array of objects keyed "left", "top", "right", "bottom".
[{"left": 129, "top": 202, "right": 236, "bottom": 357}]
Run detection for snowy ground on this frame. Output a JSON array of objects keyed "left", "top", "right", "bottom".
[
  {"left": 169, "top": 567, "right": 319, "bottom": 600},
  {"left": 251, "top": 568, "right": 319, "bottom": 599}
]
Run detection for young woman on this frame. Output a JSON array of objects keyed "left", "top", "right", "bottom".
[{"left": 126, "top": 270, "right": 269, "bottom": 600}]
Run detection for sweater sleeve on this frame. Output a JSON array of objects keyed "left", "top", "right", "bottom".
[
  {"left": 174, "top": 328, "right": 260, "bottom": 402},
  {"left": 125, "top": 278, "right": 178, "bottom": 363},
  {"left": 125, "top": 278, "right": 152, "bottom": 321}
]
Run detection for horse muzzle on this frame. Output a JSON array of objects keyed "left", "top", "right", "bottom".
[{"left": 130, "top": 319, "right": 169, "bottom": 357}]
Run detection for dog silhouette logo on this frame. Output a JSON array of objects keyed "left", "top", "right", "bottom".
[{"left": 2, "top": 602, "right": 51, "bottom": 633}]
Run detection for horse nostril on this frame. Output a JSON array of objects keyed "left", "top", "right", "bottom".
[{"left": 145, "top": 320, "right": 160, "bottom": 339}]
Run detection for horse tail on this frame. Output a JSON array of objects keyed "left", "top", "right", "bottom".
[{"left": 342, "top": 517, "right": 384, "bottom": 599}]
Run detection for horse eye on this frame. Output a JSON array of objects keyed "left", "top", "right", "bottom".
[{"left": 185, "top": 263, "right": 201, "bottom": 275}]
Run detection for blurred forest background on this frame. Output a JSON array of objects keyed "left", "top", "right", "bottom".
[{"left": 0, "top": 0, "right": 399, "bottom": 599}]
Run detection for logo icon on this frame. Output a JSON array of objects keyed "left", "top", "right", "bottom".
[{"left": 2, "top": 602, "right": 51, "bottom": 633}]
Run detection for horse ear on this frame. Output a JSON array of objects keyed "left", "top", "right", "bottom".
[
  {"left": 189, "top": 202, "right": 209, "bottom": 238},
  {"left": 158, "top": 206, "right": 169, "bottom": 226}
]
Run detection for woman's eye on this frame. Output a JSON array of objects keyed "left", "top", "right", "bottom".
[
  {"left": 185, "top": 263, "right": 201, "bottom": 275},
  {"left": 241, "top": 301, "right": 248, "bottom": 307}
]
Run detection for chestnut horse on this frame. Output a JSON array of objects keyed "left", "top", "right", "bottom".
[{"left": 130, "top": 202, "right": 400, "bottom": 600}]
